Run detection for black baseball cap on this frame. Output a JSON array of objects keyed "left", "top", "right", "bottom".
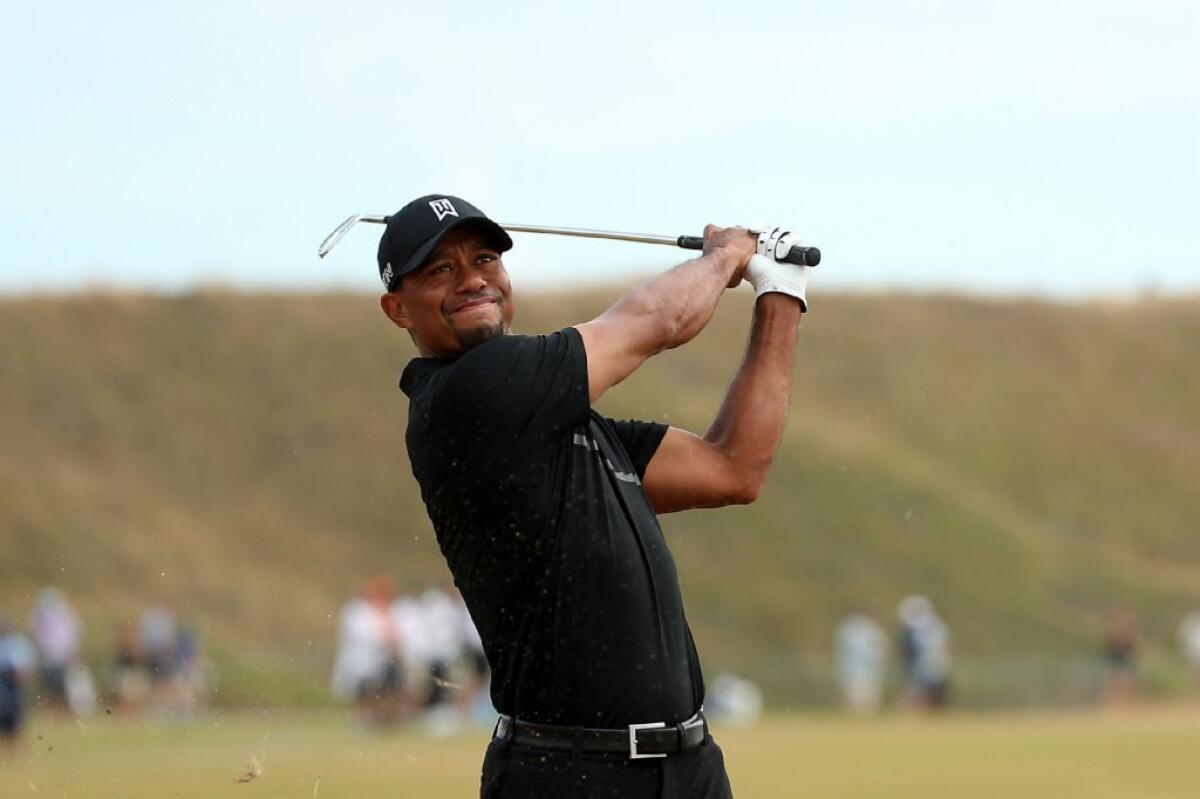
[{"left": 376, "top": 194, "right": 512, "bottom": 291}]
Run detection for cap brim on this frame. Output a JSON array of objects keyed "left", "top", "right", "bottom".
[{"left": 395, "top": 216, "right": 513, "bottom": 284}]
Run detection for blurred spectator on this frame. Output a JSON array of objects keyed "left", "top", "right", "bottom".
[
  {"left": 107, "top": 613, "right": 213, "bottom": 718},
  {"left": 705, "top": 674, "right": 763, "bottom": 726},
  {"left": 139, "top": 603, "right": 177, "bottom": 688},
  {"left": 1179, "top": 610, "right": 1200, "bottom": 691},
  {"left": 409, "top": 585, "right": 474, "bottom": 736},
  {"left": 457, "top": 593, "right": 491, "bottom": 722},
  {"left": 331, "top": 576, "right": 410, "bottom": 726},
  {"left": 109, "top": 621, "right": 149, "bottom": 714},
  {"left": 28, "top": 587, "right": 94, "bottom": 716},
  {"left": 29, "top": 587, "right": 80, "bottom": 706},
  {"left": 834, "top": 612, "right": 887, "bottom": 715},
  {"left": 392, "top": 588, "right": 428, "bottom": 694},
  {"left": 64, "top": 655, "right": 97, "bottom": 718},
  {"left": 332, "top": 578, "right": 501, "bottom": 732},
  {"left": 0, "top": 615, "right": 37, "bottom": 753},
  {"left": 160, "top": 622, "right": 213, "bottom": 717},
  {"left": 418, "top": 586, "right": 463, "bottom": 709},
  {"left": 1102, "top": 609, "right": 1138, "bottom": 706},
  {"left": 897, "top": 595, "right": 951, "bottom": 711}
]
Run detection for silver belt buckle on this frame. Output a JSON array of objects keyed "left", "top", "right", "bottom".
[{"left": 628, "top": 721, "right": 667, "bottom": 759}]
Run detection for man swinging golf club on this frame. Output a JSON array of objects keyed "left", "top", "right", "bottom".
[{"left": 378, "top": 194, "right": 811, "bottom": 798}]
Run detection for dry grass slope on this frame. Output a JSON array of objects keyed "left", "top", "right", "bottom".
[{"left": 1, "top": 290, "right": 1198, "bottom": 704}]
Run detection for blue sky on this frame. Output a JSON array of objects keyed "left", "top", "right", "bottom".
[{"left": 1, "top": 0, "right": 1196, "bottom": 296}]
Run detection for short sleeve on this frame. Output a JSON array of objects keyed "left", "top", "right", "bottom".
[
  {"left": 608, "top": 418, "right": 669, "bottom": 479},
  {"left": 433, "top": 328, "right": 591, "bottom": 462}
]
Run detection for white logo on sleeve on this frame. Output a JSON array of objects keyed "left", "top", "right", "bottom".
[
  {"left": 429, "top": 198, "right": 458, "bottom": 221},
  {"left": 572, "top": 433, "right": 640, "bottom": 485}
]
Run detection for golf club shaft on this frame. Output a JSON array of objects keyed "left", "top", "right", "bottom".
[
  {"left": 501, "top": 223, "right": 677, "bottom": 247},
  {"left": 318, "top": 217, "right": 820, "bottom": 266},
  {"left": 503, "top": 224, "right": 820, "bottom": 267}
]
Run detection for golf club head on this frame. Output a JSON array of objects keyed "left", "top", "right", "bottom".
[{"left": 317, "top": 214, "right": 389, "bottom": 258}]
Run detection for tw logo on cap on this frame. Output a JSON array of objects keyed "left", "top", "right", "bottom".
[{"left": 429, "top": 198, "right": 458, "bottom": 221}]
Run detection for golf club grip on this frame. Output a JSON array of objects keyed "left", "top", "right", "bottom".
[{"left": 676, "top": 236, "right": 821, "bottom": 267}]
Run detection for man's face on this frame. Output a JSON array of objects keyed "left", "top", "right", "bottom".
[{"left": 380, "top": 226, "right": 514, "bottom": 356}]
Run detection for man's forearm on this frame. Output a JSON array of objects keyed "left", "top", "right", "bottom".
[
  {"left": 601, "top": 249, "right": 743, "bottom": 353},
  {"left": 704, "top": 293, "right": 802, "bottom": 497},
  {"left": 577, "top": 225, "right": 757, "bottom": 404}
]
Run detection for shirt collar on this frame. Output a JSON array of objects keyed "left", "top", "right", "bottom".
[{"left": 399, "top": 355, "right": 456, "bottom": 397}]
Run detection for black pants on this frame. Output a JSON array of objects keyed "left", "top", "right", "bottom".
[{"left": 479, "top": 735, "right": 734, "bottom": 798}]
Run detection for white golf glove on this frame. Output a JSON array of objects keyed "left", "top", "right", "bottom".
[
  {"left": 747, "top": 223, "right": 800, "bottom": 261},
  {"left": 743, "top": 223, "right": 810, "bottom": 311},
  {"left": 752, "top": 225, "right": 787, "bottom": 261},
  {"left": 744, "top": 254, "right": 810, "bottom": 312}
]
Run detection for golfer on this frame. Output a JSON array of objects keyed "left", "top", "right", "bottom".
[{"left": 378, "top": 194, "right": 809, "bottom": 798}]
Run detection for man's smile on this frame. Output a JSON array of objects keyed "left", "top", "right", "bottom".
[{"left": 449, "top": 296, "right": 501, "bottom": 317}]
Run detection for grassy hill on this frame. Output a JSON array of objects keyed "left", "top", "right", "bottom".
[{"left": 2, "top": 289, "right": 1198, "bottom": 706}]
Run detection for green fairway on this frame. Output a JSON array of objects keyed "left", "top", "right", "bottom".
[{"left": 4, "top": 706, "right": 1200, "bottom": 798}]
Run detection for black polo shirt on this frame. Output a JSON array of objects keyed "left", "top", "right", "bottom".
[{"left": 399, "top": 327, "right": 704, "bottom": 727}]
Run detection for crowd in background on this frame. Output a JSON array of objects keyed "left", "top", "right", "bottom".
[
  {"left": 0, "top": 587, "right": 213, "bottom": 752},
  {"left": 330, "top": 576, "right": 489, "bottom": 733},
  {"left": 831, "top": 596, "right": 1200, "bottom": 716},
  {"left": 329, "top": 576, "right": 775, "bottom": 731},
  {"left": 329, "top": 584, "right": 1200, "bottom": 729},
  {"left": 833, "top": 594, "right": 951, "bottom": 715},
  {"left": 7, "top": 582, "right": 1200, "bottom": 751},
  {"left": 108, "top": 602, "right": 214, "bottom": 718}
]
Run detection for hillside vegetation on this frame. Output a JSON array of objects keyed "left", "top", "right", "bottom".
[{"left": 2, "top": 289, "right": 1198, "bottom": 705}]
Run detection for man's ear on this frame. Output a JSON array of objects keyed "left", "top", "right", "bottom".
[{"left": 380, "top": 291, "right": 411, "bottom": 329}]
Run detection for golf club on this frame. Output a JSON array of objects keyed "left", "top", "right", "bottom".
[{"left": 317, "top": 215, "right": 821, "bottom": 267}]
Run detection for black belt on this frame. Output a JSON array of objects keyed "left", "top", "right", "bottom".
[{"left": 493, "top": 711, "right": 708, "bottom": 759}]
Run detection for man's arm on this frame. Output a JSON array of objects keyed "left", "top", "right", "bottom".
[
  {"left": 574, "top": 225, "right": 756, "bottom": 403},
  {"left": 641, "top": 293, "right": 802, "bottom": 513}
]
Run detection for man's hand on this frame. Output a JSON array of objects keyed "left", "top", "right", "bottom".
[
  {"left": 702, "top": 225, "right": 758, "bottom": 288},
  {"left": 755, "top": 225, "right": 796, "bottom": 261}
]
